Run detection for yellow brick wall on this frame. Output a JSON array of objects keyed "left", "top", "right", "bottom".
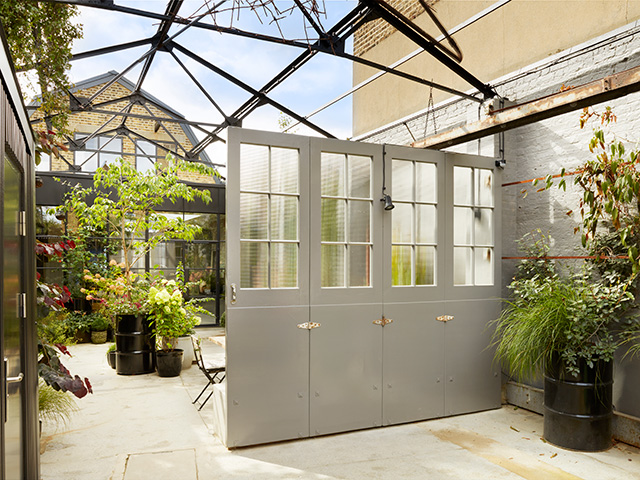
[
  {"left": 353, "top": 0, "right": 437, "bottom": 57},
  {"left": 31, "top": 79, "right": 215, "bottom": 184}
]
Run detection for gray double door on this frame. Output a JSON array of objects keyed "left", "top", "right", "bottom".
[{"left": 225, "top": 128, "right": 501, "bottom": 447}]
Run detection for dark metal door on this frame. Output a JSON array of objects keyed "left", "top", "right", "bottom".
[{"left": 2, "top": 155, "right": 24, "bottom": 480}]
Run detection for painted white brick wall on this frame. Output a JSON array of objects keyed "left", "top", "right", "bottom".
[{"left": 355, "top": 21, "right": 640, "bottom": 418}]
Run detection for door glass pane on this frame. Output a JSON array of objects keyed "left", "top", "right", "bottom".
[
  {"left": 349, "top": 245, "right": 370, "bottom": 287},
  {"left": 475, "top": 169, "right": 494, "bottom": 207},
  {"left": 321, "top": 152, "right": 345, "bottom": 196},
  {"left": 240, "top": 193, "right": 268, "bottom": 240},
  {"left": 240, "top": 144, "right": 269, "bottom": 191},
  {"left": 348, "top": 200, "right": 370, "bottom": 243},
  {"left": 271, "top": 195, "right": 298, "bottom": 241},
  {"left": 416, "top": 246, "right": 435, "bottom": 286},
  {"left": 475, "top": 247, "right": 493, "bottom": 286},
  {"left": 271, "top": 147, "right": 298, "bottom": 194},
  {"left": 321, "top": 244, "right": 345, "bottom": 287},
  {"left": 392, "top": 159, "right": 413, "bottom": 201},
  {"left": 392, "top": 245, "right": 412, "bottom": 286},
  {"left": 454, "top": 166, "right": 473, "bottom": 205},
  {"left": 348, "top": 155, "right": 371, "bottom": 198},
  {"left": 271, "top": 243, "right": 298, "bottom": 288},
  {"left": 474, "top": 208, "right": 493, "bottom": 246},
  {"left": 416, "top": 162, "right": 437, "bottom": 203},
  {"left": 454, "top": 247, "right": 473, "bottom": 286},
  {"left": 416, "top": 204, "right": 436, "bottom": 244},
  {"left": 241, "top": 242, "right": 268, "bottom": 288},
  {"left": 392, "top": 203, "right": 413, "bottom": 244},
  {"left": 321, "top": 199, "right": 345, "bottom": 242},
  {"left": 453, "top": 207, "right": 473, "bottom": 245}
]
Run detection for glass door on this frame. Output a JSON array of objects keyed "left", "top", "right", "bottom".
[{"left": 2, "top": 155, "right": 24, "bottom": 480}]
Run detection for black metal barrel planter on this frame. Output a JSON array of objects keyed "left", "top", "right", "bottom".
[
  {"left": 544, "top": 355, "right": 613, "bottom": 451},
  {"left": 115, "top": 314, "right": 155, "bottom": 375}
]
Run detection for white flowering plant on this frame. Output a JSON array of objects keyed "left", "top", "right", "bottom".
[{"left": 148, "top": 279, "right": 202, "bottom": 351}]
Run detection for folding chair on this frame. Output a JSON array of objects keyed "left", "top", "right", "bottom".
[{"left": 191, "top": 335, "right": 226, "bottom": 411}]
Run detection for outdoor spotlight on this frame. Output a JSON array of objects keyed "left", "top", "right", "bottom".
[{"left": 381, "top": 193, "right": 395, "bottom": 210}]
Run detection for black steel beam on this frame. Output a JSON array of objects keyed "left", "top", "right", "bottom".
[
  {"left": 70, "top": 37, "right": 152, "bottom": 62},
  {"left": 361, "top": 0, "right": 496, "bottom": 99},
  {"left": 169, "top": 41, "right": 336, "bottom": 139}
]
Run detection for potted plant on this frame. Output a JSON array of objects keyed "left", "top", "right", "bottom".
[
  {"left": 147, "top": 279, "right": 201, "bottom": 377},
  {"left": 492, "top": 232, "right": 633, "bottom": 451},
  {"left": 64, "top": 312, "right": 92, "bottom": 343},
  {"left": 89, "top": 312, "right": 110, "bottom": 344},
  {"left": 106, "top": 343, "right": 116, "bottom": 369}
]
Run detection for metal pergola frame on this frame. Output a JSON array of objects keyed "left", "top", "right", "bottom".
[{"left": 32, "top": 0, "right": 504, "bottom": 169}]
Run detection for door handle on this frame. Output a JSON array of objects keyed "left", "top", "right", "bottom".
[
  {"left": 230, "top": 283, "right": 237, "bottom": 305},
  {"left": 7, "top": 373, "right": 23, "bottom": 384},
  {"left": 4, "top": 357, "right": 23, "bottom": 423}
]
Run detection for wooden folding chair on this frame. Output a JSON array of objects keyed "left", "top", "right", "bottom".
[{"left": 191, "top": 335, "right": 226, "bottom": 411}]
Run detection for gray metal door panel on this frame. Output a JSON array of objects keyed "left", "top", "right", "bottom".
[
  {"left": 226, "top": 128, "right": 310, "bottom": 447},
  {"left": 382, "top": 302, "right": 445, "bottom": 426},
  {"left": 309, "top": 304, "right": 382, "bottom": 436},
  {"left": 443, "top": 299, "right": 501, "bottom": 416},
  {"left": 225, "top": 306, "right": 309, "bottom": 447}
]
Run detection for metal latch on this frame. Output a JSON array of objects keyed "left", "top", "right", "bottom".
[
  {"left": 436, "top": 315, "right": 454, "bottom": 323},
  {"left": 297, "top": 322, "right": 321, "bottom": 330},
  {"left": 373, "top": 316, "right": 393, "bottom": 326},
  {"left": 230, "top": 284, "right": 237, "bottom": 305}
]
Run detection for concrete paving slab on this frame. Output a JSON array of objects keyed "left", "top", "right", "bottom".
[
  {"left": 39, "top": 337, "right": 640, "bottom": 480},
  {"left": 123, "top": 449, "right": 197, "bottom": 480}
]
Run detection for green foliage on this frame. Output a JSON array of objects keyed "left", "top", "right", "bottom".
[
  {"left": 0, "top": 1, "right": 83, "bottom": 133},
  {"left": 58, "top": 156, "right": 215, "bottom": 276},
  {"left": 512, "top": 229, "right": 555, "bottom": 282},
  {"left": 492, "top": 232, "right": 634, "bottom": 379},
  {"left": 64, "top": 311, "right": 92, "bottom": 335},
  {"left": 37, "top": 310, "right": 72, "bottom": 345},
  {"left": 39, "top": 380, "right": 77, "bottom": 427},
  {"left": 89, "top": 312, "right": 110, "bottom": 332}
]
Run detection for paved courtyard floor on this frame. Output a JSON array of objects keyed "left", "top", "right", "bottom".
[{"left": 39, "top": 328, "right": 640, "bottom": 480}]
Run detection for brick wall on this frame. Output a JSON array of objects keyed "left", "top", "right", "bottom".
[
  {"left": 353, "top": 0, "right": 437, "bottom": 57},
  {"left": 31, "top": 79, "right": 214, "bottom": 184}
]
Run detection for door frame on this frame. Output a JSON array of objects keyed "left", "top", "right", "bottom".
[{"left": 0, "top": 38, "right": 39, "bottom": 479}]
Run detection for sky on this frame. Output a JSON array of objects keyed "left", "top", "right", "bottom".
[{"left": 64, "top": 0, "right": 360, "bottom": 174}]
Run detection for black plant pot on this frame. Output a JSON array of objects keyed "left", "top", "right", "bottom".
[
  {"left": 107, "top": 350, "right": 117, "bottom": 369},
  {"left": 544, "top": 354, "right": 613, "bottom": 451},
  {"left": 156, "top": 349, "right": 184, "bottom": 378},
  {"left": 115, "top": 314, "right": 155, "bottom": 375},
  {"left": 116, "top": 351, "right": 155, "bottom": 375}
]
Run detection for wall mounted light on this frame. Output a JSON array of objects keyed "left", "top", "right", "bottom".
[
  {"left": 381, "top": 145, "right": 394, "bottom": 211},
  {"left": 381, "top": 192, "right": 395, "bottom": 210}
]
